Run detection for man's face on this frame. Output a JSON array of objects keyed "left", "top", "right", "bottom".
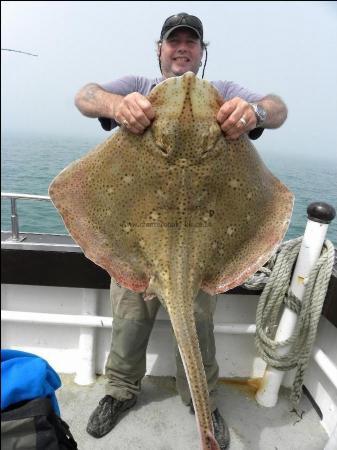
[{"left": 159, "top": 29, "right": 203, "bottom": 78}]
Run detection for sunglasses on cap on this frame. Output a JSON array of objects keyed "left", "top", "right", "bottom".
[{"left": 160, "top": 13, "right": 203, "bottom": 41}]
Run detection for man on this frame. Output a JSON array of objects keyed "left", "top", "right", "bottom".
[{"left": 75, "top": 13, "right": 287, "bottom": 449}]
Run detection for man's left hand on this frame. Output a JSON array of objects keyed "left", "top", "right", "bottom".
[{"left": 216, "top": 97, "right": 257, "bottom": 140}]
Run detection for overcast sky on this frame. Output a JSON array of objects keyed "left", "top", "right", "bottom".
[{"left": 1, "top": 1, "right": 337, "bottom": 161}]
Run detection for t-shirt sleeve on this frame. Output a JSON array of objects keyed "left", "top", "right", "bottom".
[
  {"left": 100, "top": 75, "right": 138, "bottom": 96},
  {"left": 213, "top": 80, "right": 264, "bottom": 103}
]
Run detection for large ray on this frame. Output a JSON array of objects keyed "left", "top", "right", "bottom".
[{"left": 49, "top": 72, "right": 293, "bottom": 450}]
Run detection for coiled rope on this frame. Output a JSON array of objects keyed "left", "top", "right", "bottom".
[{"left": 245, "top": 237, "right": 335, "bottom": 404}]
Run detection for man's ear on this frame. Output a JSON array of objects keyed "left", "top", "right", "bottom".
[{"left": 157, "top": 42, "right": 162, "bottom": 58}]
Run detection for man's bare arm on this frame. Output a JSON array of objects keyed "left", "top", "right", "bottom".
[
  {"left": 259, "top": 94, "right": 288, "bottom": 129},
  {"left": 74, "top": 83, "right": 155, "bottom": 134},
  {"left": 74, "top": 83, "right": 123, "bottom": 119}
]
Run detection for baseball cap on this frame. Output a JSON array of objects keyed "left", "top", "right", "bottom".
[{"left": 160, "top": 13, "right": 203, "bottom": 41}]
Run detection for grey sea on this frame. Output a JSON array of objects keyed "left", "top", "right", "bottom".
[{"left": 1, "top": 132, "right": 337, "bottom": 247}]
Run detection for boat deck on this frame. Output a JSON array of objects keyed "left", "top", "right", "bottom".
[{"left": 57, "top": 374, "right": 328, "bottom": 450}]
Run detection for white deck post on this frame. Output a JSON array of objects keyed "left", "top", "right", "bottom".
[
  {"left": 74, "top": 288, "right": 98, "bottom": 385},
  {"left": 256, "top": 202, "right": 335, "bottom": 407}
]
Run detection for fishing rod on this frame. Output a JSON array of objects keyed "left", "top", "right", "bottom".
[{"left": 1, "top": 48, "right": 38, "bottom": 57}]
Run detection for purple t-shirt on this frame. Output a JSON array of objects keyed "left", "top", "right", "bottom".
[{"left": 98, "top": 75, "right": 264, "bottom": 138}]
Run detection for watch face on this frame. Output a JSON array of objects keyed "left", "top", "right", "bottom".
[{"left": 256, "top": 104, "right": 267, "bottom": 123}]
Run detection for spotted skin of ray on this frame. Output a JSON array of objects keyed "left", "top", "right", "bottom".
[{"left": 49, "top": 72, "right": 293, "bottom": 450}]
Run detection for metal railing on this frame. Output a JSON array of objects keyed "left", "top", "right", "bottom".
[{"left": 1, "top": 192, "right": 51, "bottom": 241}]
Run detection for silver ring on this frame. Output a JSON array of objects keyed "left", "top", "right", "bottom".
[
  {"left": 239, "top": 117, "right": 247, "bottom": 126},
  {"left": 122, "top": 119, "right": 129, "bottom": 128}
]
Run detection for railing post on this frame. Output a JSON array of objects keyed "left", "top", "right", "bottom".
[
  {"left": 10, "top": 197, "right": 20, "bottom": 240},
  {"left": 2, "top": 192, "right": 51, "bottom": 242},
  {"left": 8, "top": 198, "right": 26, "bottom": 242}
]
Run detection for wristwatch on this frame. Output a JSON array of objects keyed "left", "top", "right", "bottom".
[{"left": 249, "top": 103, "right": 267, "bottom": 127}]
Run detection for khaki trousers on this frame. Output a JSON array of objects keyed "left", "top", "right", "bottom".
[{"left": 105, "top": 279, "right": 219, "bottom": 411}]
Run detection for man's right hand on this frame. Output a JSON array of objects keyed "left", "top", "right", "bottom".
[{"left": 115, "top": 93, "right": 155, "bottom": 135}]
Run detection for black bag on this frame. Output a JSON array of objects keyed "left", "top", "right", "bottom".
[{"left": 1, "top": 397, "right": 78, "bottom": 450}]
